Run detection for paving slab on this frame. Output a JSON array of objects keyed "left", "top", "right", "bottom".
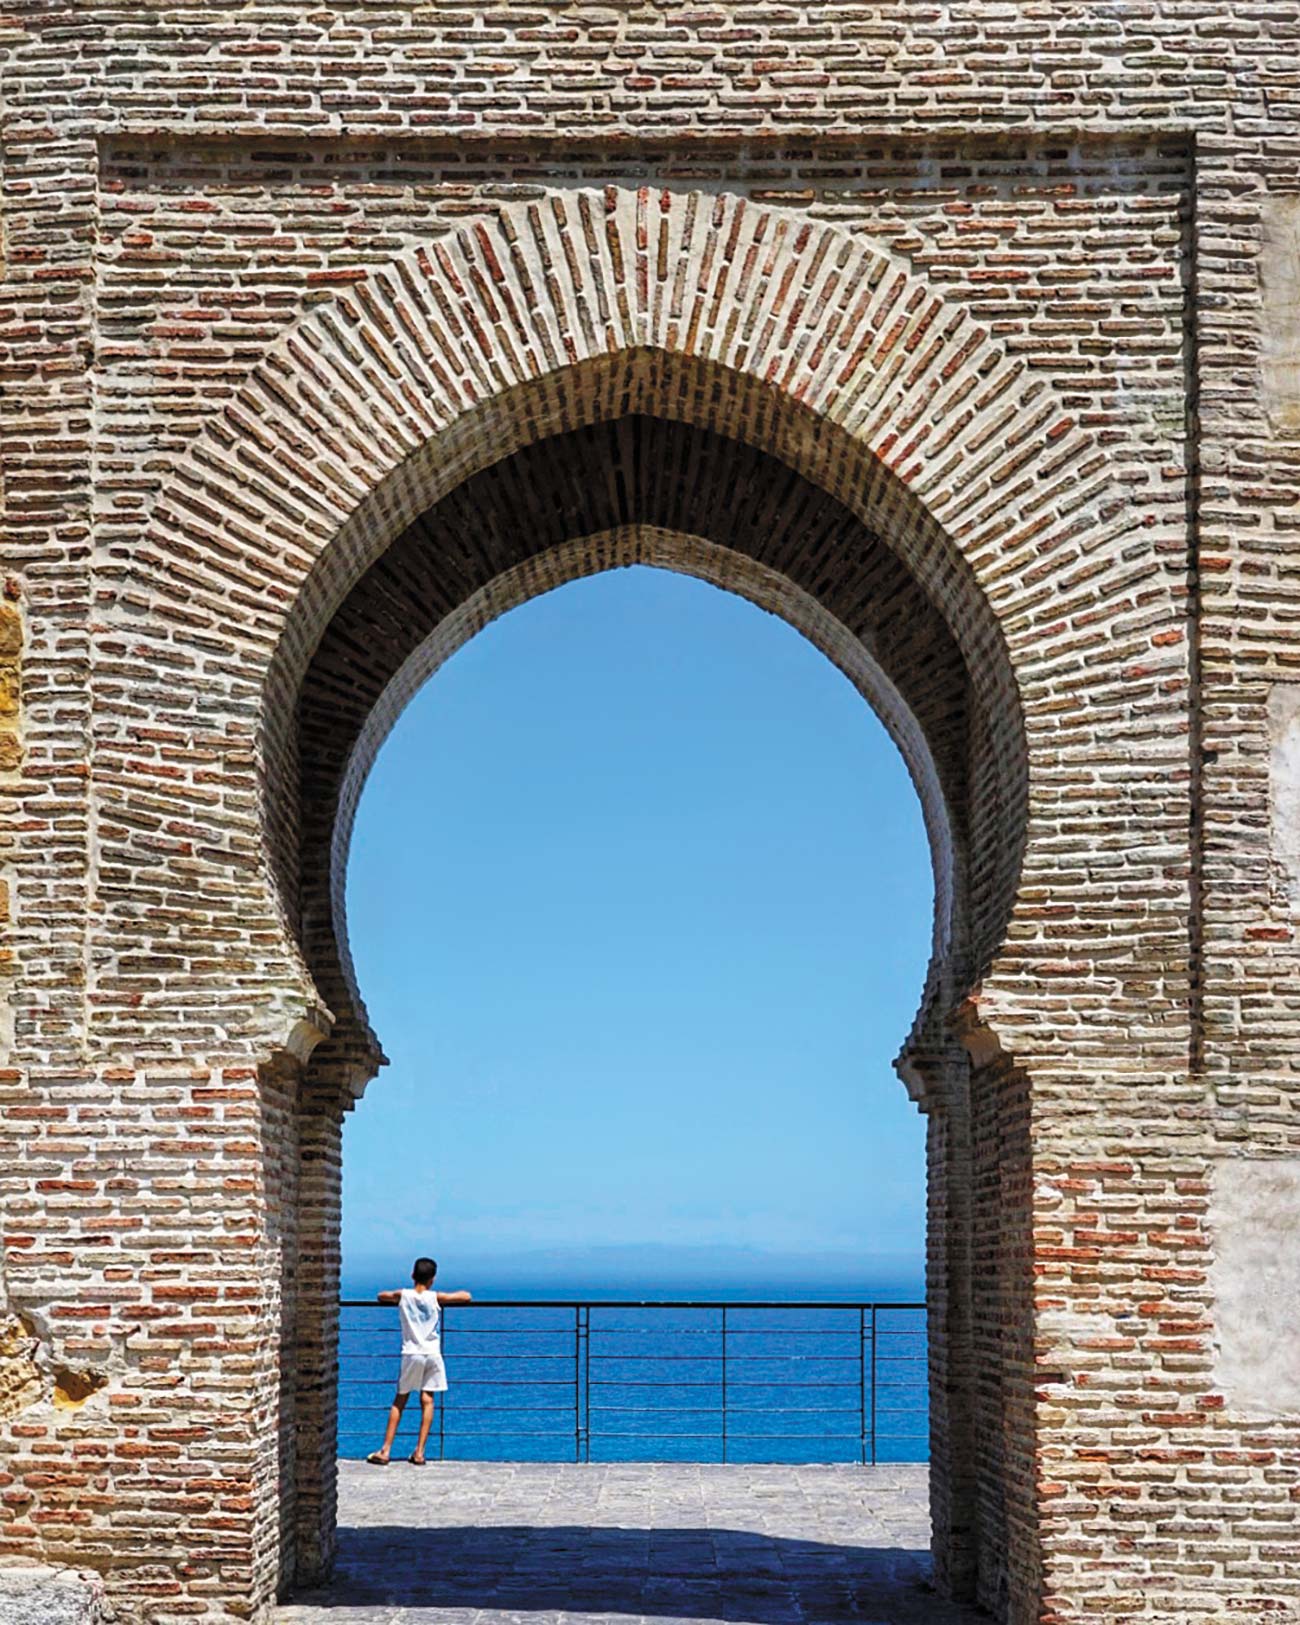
[{"left": 275, "top": 1461, "right": 983, "bottom": 1624}]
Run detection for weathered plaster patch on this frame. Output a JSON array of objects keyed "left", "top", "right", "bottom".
[
  {"left": 1211, "top": 1157, "right": 1300, "bottom": 1417},
  {"left": 1261, "top": 194, "right": 1300, "bottom": 436},
  {"left": 1267, "top": 685, "right": 1300, "bottom": 906}
]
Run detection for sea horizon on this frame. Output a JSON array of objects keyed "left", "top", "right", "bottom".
[
  {"left": 342, "top": 1278, "right": 927, "bottom": 1303},
  {"left": 341, "top": 1243, "right": 926, "bottom": 1305}
]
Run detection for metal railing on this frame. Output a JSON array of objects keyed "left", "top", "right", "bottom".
[{"left": 338, "top": 1300, "right": 927, "bottom": 1465}]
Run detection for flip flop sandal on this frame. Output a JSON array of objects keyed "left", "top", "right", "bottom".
[
  {"left": 408, "top": 1454, "right": 427, "bottom": 1466},
  {"left": 366, "top": 1452, "right": 389, "bottom": 1466}
]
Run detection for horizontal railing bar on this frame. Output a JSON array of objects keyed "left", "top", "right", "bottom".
[
  {"left": 338, "top": 1357, "right": 572, "bottom": 1366},
  {"left": 340, "top": 1354, "right": 899, "bottom": 1366},
  {"left": 336, "top": 1379, "right": 921, "bottom": 1390},
  {"left": 725, "top": 1380, "right": 873, "bottom": 1389},
  {"left": 340, "top": 1376, "right": 577, "bottom": 1387},
  {"left": 342, "top": 1345, "right": 923, "bottom": 1355},
  {"left": 722, "top": 1329, "right": 905, "bottom": 1337},
  {"left": 586, "top": 1379, "right": 860, "bottom": 1389},
  {"left": 341, "top": 1332, "right": 578, "bottom": 1341},
  {"left": 340, "top": 1299, "right": 924, "bottom": 1310},
  {"left": 335, "top": 1432, "right": 936, "bottom": 1443},
  {"left": 339, "top": 1355, "right": 571, "bottom": 1364},
  {"left": 339, "top": 1337, "right": 922, "bottom": 1347},
  {"left": 586, "top": 1380, "right": 720, "bottom": 1389},
  {"left": 574, "top": 1432, "right": 724, "bottom": 1440},
  {"left": 392, "top": 1324, "right": 881, "bottom": 1334},
  {"left": 338, "top": 1353, "right": 882, "bottom": 1362},
  {"left": 590, "top": 1405, "right": 862, "bottom": 1416},
  {"left": 332, "top": 1384, "right": 916, "bottom": 1396},
  {"left": 433, "top": 1412, "right": 578, "bottom": 1419},
  {"left": 702, "top": 1431, "right": 879, "bottom": 1439},
  {"left": 436, "top": 1431, "right": 589, "bottom": 1439},
  {"left": 592, "top": 1432, "right": 860, "bottom": 1441},
  {"left": 584, "top": 1351, "right": 855, "bottom": 1360},
  {"left": 428, "top": 1379, "right": 577, "bottom": 1388},
  {"left": 339, "top": 1355, "right": 896, "bottom": 1365}
]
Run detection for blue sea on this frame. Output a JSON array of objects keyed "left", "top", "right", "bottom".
[{"left": 338, "top": 1280, "right": 928, "bottom": 1466}]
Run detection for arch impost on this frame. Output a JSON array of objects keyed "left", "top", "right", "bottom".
[
  {"left": 298, "top": 1017, "right": 387, "bottom": 1107},
  {"left": 895, "top": 1035, "right": 970, "bottom": 1112},
  {"left": 951, "top": 977, "right": 1064, "bottom": 1072},
  {"left": 280, "top": 1004, "right": 334, "bottom": 1064},
  {"left": 249, "top": 994, "right": 336, "bottom": 1080}
]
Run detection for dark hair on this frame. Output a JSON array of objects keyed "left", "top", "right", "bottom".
[{"left": 412, "top": 1257, "right": 437, "bottom": 1286}]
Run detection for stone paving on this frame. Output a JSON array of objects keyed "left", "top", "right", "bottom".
[{"left": 276, "top": 1460, "right": 984, "bottom": 1624}]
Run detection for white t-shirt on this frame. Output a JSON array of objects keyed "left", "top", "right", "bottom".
[{"left": 398, "top": 1287, "right": 442, "bottom": 1356}]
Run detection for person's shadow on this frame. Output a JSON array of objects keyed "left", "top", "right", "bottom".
[{"left": 287, "top": 1523, "right": 986, "bottom": 1621}]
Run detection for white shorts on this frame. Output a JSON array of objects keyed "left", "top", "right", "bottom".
[{"left": 397, "top": 1351, "right": 447, "bottom": 1394}]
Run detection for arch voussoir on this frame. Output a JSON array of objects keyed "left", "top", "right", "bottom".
[{"left": 126, "top": 186, "right": 1120, "bottom": 1081}]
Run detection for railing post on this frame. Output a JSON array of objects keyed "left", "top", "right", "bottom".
[
  {"left": 860, "top": 1305, "right": 868, "bottom": 1466},
  {"left": 720, "top": 1305, "right": 728, "bottom": 1465},
  {"left": 869, "top": 1304, "right": 878, "bottom": 1466},
  {"left": 582, "top": 1305, "right": 591, "bottom": 1463},
  {"left": 574, "top": 1305, "right": 581, "bottom": 1464},
  {"left": 573, "top": 1304, "right": 590, "bottom": 1464}
]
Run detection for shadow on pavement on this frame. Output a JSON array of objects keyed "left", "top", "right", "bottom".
[{"left": 286, "top": 1522, "right": 985, "bottom": 1621}]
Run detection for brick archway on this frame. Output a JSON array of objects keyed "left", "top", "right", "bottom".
[
  {"left": 43, "top": 188, "right": 1192, "bottom": 1624},
  {"left": 131, "top": 189, "right": 1110, "bottom": 1062},
  {"left": 279, "top": 393, "right": 1024, "bottom": 1609},
  {"left": 206, "top": 193, "right": 1106, "bottom": 1621}
]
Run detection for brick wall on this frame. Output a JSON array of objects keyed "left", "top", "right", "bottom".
[{"left": 2, "top": 5, "right": 1298, "bottom": 1622}]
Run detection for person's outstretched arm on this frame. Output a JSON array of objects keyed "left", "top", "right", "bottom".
[
  {"left": 436, "top": 1289, "right": 472, "bottom": 1305},
  {"left": 376, "top": 1288, "right": 403, "bottom": 1304}
]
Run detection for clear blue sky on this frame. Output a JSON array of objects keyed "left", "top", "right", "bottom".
[{"left": 342, "top": 566, "right": 933, "bottom": 1296}]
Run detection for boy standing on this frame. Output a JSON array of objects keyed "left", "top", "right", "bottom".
[{"left": 367, "top": 1257, "right": 472, "bottom": 1466}]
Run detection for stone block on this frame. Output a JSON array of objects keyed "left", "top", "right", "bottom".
[
  {"left": 1268, "top": 684, "right": 1300, "bottom": 906},
  {"left": 0, "top": 1567, "right": 111, "bottom": 1624},
  {"left": 1211, "top": 1157, "right": 1300, "bottom": 1418},
  {"left": 1261, "top": 195, "right": 1300, "bottom": 436}
]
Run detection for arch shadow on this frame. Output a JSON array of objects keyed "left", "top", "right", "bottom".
[{"left": 287, "top": 1520, "right": 985, "bottom": 1622}]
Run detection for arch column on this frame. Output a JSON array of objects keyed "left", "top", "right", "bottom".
[
  {"left": 905, "top": 1037, "right": 979, "bottom": 1604},
  {"left": 285, "top": 1061, "right": 365, "bottom": 1591}
]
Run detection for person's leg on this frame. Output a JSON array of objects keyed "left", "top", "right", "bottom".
[
  {"left": 412, "top": 1390, "right": 435, "bottom": 1463},
  {"left": 369, "top": 1389, "right": 408, "bottom": 1463}
]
